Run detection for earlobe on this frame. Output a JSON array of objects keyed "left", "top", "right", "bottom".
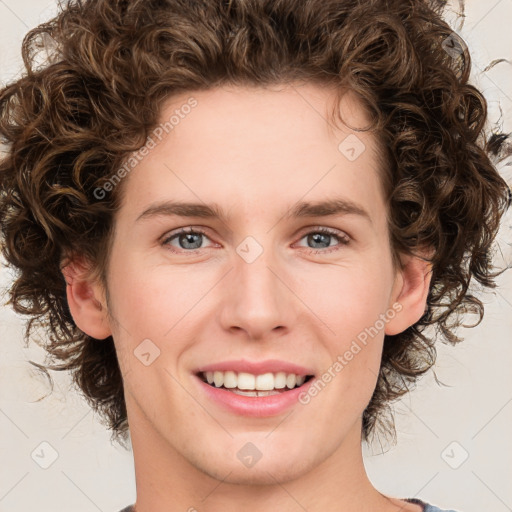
[
  {"left": 385, "top": 253, "right": 433, "bottom": 336},
  {"left": 61, "top": 259, "right": 112, "bottom": 340}
]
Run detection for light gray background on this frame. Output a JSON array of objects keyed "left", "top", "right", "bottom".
[{"left": 1, "top": 1, "right": 511, "bottom": 511}]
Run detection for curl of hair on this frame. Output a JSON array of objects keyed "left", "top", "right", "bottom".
[{"left": 0, "top": 0, "right": 510, "bottom": 446}]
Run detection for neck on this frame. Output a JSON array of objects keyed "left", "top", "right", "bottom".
[{"left": 126, "top": 402, "right": 415, "bottom": 512}]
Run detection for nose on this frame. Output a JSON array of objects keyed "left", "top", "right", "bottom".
[{"left": 218, "top": 241, "right": 296, "bottom": 340}]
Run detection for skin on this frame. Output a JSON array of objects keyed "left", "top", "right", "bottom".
[{"left": 63, "top": 82, "right": 431, "bottom": 512}]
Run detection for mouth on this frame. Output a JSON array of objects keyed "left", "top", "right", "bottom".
[{"left": 197, "top": 370, "right": 315, "bottom": 397}]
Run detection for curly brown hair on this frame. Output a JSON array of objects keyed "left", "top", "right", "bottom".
[{"left": 0, "top": 0, "right": 510, "bottom": 447}]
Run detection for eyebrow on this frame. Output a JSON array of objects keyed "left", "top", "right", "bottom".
[
  {"left": 135, "top": 198, "right": 372, "bottom": 224},
  {"left": 286, "top": 198, "right": 371, "bottom": 223}
]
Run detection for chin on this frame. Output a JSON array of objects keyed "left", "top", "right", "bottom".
[
  {"left": 186, "top": 438, "right": 322, "bottom": 486},
  {"left": 200, "top": 458, "right": 314, "bottom": 486}
]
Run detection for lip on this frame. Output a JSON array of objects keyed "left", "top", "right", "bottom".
[
  {"left": 194, "top": 373, "right": 315, "bottom": 417},
  {"left": 194, "top": 359, "right": 314, "bottom": 376},
  {"left": 192, "top": 359, "right": 316, "bottom": 417}
]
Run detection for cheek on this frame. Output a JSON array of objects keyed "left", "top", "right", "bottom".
[
  {"left": 296, "top": 264, "right": 392, "bottom": 399},
  {"left": 108, "top": 256, "right": 192, "bottom": 332},
  {"left": 106, "top": 258, "right": 217, "bottom": 375},
  {"left": 296, "top": 263, "right": 393, "bottom": 338}
]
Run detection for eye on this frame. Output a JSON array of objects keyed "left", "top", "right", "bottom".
[
  {"left": 295, "top": 227, "right": 350, "bottom": 254},
  {"left": 162, "top": 227, "right": 216, "bottom": 253},
  {"left": 161, "top": 226, "right": 350, "bottom": 255}
]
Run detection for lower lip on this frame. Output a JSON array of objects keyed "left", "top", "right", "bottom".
[{"left": 195, "top": 375, "right": 315, "bottom": 417}]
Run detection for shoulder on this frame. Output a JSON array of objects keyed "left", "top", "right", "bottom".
[
  {"left": 424, "top": 507, "right": 459, "bottom": 512},
  {"left": 425, "top": 506, "right": 460, "bottom": 512},
  {"left": 116, "top": 502, "right": 461, "bottom": 512},
  {"left": 406, "top": 498, "right": 460, "bottom": 512}
]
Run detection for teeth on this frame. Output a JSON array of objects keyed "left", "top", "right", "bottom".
[
  {"left": 201, "top": 370, "right": 309, "bottom": 390},
  {"left": 231, "top": 389, "right": 282, "bottom": 397},
  {"left": 286, "top": 374, "right": 297, "bottom": 389},
  {"left": 223, "top": 370, "right": 237, "bottom": 388},
  {"left": 274, "top": 372, "right": 287, "bottom": 389},
  {"left": 238, "top": 372, "right": 256, "bottom": 390},
  {"left": 255, "top": 373, "right": 274, "bottom": 390},
  {"left": 213, "top": 371, "right": 224, "bottom": 388}
]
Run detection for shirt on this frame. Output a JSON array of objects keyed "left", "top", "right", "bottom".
[{"left": 118, "top": 498, "right": 459, "bottom": 511}]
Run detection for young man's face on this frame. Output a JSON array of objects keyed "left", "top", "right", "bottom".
[{"left": 75, "top": 83, "right": 428, "bottom": 485}]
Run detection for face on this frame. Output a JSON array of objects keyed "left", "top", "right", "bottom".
[{"left": 92, "top": 83, "right": 408, "bottom": 484}]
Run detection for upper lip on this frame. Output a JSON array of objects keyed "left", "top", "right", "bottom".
[{"left": 194, "top": 359, "right": 315, "bottom": 376}]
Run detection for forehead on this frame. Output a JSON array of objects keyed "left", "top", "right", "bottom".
[{"left": 117, "top": 82, "right": 386, "bottom": 225}]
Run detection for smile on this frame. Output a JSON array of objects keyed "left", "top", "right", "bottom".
[{"left": 198, "top": 370, "right": 314, "bottom": 396}]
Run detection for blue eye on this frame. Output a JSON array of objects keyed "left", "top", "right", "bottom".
[
  {"left": 296, "top": 227, "right": 350, "bottom": 254},
  {"left": 162, "top": 228, "right": 212, "bottom": 252},
  {"left": 161, "top": 226, "right": 350, "bottom": 254}
]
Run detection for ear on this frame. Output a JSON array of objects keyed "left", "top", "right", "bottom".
[
  {"left": 61, "top": 258, "right": 112, "bottom": 340},
  {"left": 385, "top": 252, "right": 433, "bottom": 336}
]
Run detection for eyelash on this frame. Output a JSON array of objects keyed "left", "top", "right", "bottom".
[{"left": 161, "top": 226, "right": 350, "bottom": 255}]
